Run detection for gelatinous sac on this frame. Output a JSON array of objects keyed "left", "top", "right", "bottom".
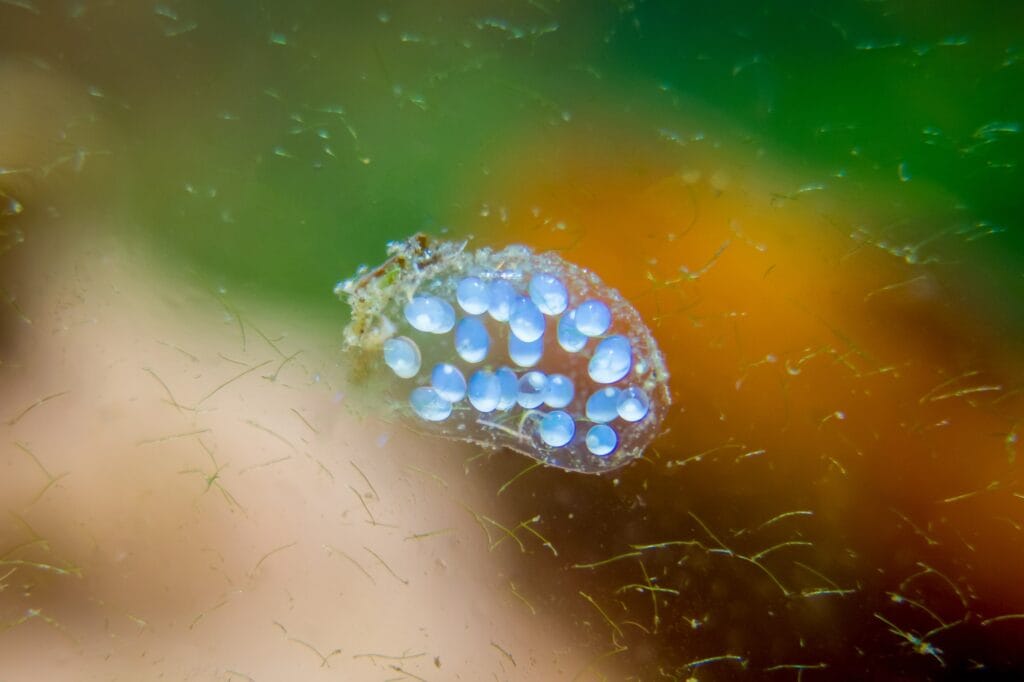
[{"left": 337, "top": 233, "right": 670, "bottom": 474}]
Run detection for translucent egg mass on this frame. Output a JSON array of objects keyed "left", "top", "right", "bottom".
[{"left": 337, "top": 233, "right": 670, "bottom": 474}]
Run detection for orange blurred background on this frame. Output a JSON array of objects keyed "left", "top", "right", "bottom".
[{"left": 454, "top": 125, "right": 1024, "bottom": 676}]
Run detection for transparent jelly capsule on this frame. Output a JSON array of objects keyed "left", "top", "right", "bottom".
[
  {"left": 339, "top": 233, "right": 670, "bottom": 474},
  {"left": 382, "top": 336, "right": 421, "bottom": 379}
]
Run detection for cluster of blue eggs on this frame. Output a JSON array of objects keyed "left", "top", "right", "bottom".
[
  {"left": 381, "top": 273, "right": 651, "bottom": 457},
  {"left": 339, "top": 234, "right": 671, "bottom": 473}
]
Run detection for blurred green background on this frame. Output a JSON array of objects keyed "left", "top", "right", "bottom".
[{"left": 2, "top": 0, "right": 1022, "bottom": 320}]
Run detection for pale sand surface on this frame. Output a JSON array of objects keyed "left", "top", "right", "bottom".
[{"left": 0, "top": 65, "right": 595, "bottom": 682}]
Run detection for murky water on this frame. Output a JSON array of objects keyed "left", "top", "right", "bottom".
[{"left": 2, "top": 2, "right": 1022, "bottom": 679}]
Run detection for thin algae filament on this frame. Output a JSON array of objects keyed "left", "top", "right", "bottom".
[{"left": 337, "top": 233, "right": 670, "bottom": 474}]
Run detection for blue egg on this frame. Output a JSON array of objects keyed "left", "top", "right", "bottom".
[
  {"left": 585, "top": 424, "right": 618, "bottom": 456},
  {"left": 586, "top": 387, "right": 620, "bottom": 423},
  {"left": 508, "top": 334, "right": 544, "bottom": 367},
  {"left": 543, "top": 374, "right": 574, "bottom": 409},
  {"left": 539, "top": 410, "right": 575, "bottom": 447},
  {"left": 467, "top": 370, "right": 501, "bottom": 412},
  {"left": 495, "top": 367, "right": 519, "bottom": 410},
  {"left": 409, "top": 387, "right": 452, "bottom": 421},
  {"left": 487, "top": 280, "right": 518, "bottom": 322},
  {"left": 557, "top": 310, "right": 587, "bottom": 353},
  {"left": 509, "top": 297, "right": 545, "bottom": 342},
  {"left": 456, "top": 276, "right": 490, "bottom": 315},
  {"left": 588, "top": 335, "right": 632, "bottom": 383},
  {"left": 382, "top": 336, "right": 421, "bottom": 379},
  {"left": 517, "top": 371, "right": 548, "bottom": 408},
  {"left": 529, "top": 274, "right": 569, "bottom": 316},
  {"left": 617, "top": 387, "right": 650, "bottom": 422},
  {"left": 404, "top": 295, "right": 456, "bottom": 333},
  {"left": 431, "top": 363, "right": 467, "bottom": 402},
  {"left": 574, "top": 300, "right": 611, "bottom": 337},
  {"left": 454, "top": 316, "right": 490, "bottom": 363}
]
